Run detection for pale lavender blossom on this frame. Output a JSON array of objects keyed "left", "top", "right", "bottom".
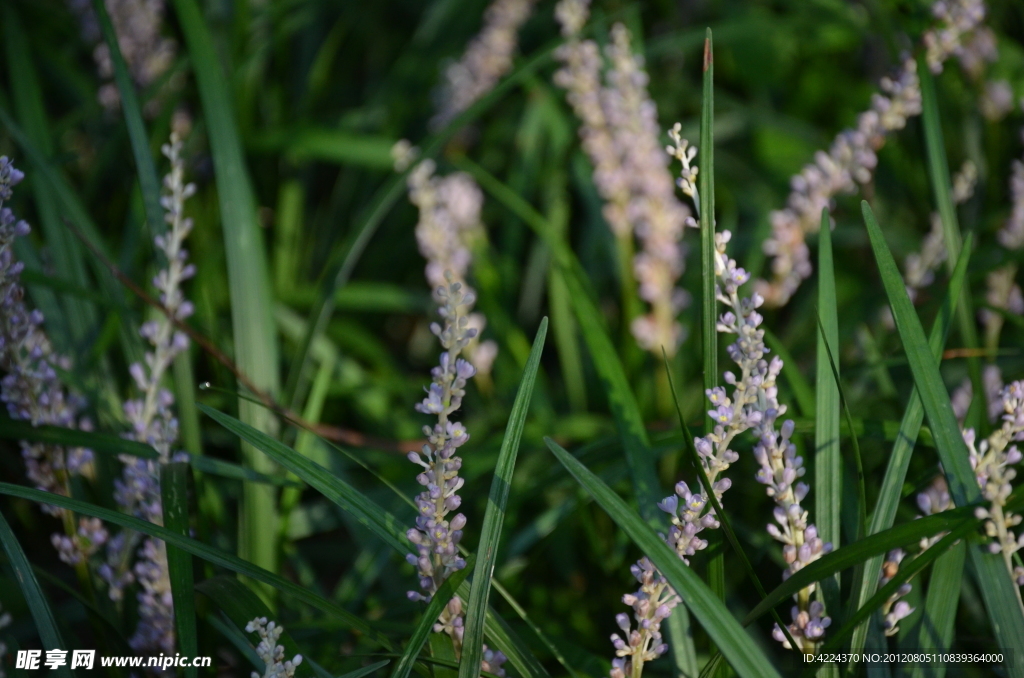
[
  {"left": 604, "top": 149, "right": 829, "bottom": 677},
  {"left": 554, "top": 2, "right": 694, "bottom": 355},
  {"left": 245, "top": 618, "right": 303, "bottom": 678},
  {"left": 998, "top": 159, "right": 1024, "bottom": 250},
  {"left": 66, "top": 0, "right": 177, "bottom": 114},
  {"left": 878, "top": 549, "right": 915, "bottom": 636},
  {"left": 924, "top": 0, "right": 989, "bottom": 75},
  {"left": 981, "top": 80, "right": 1014, "bottom": 121},
  {"left": 406, "top": 275, "right": 506, "bottom": 677},
  {"left": 758, "top": 57, "right": 922, "bottom": 307},
  {"left": 760, "top": 0, "right": 997, "bottom": 308},
  {"left": 102, "top": 133, "right": 195, "bottom": 657},
  {"left": 402, "top": 154, "right": 499, "bottom": 377},
  {"left": 0, "top": 157, "right": 97, "bottom": 559},
  {"left": 969, "top": 381, "right": 1024, "bottom": 593},
  {"left": 432, "top": 0, "right": 537, "bottom": 128}
]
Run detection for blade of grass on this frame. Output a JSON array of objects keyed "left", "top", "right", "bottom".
[
  {"left": 862, "top": 201, "right": 1024, "bottom": 668},
  {"left": 814, "top": 209, "right": 843, "bottom": 620},
  {"left": 847, "top": 234, "right": 972, "bottom": 655},
  {"left": 545, "top": 438, "right": 784, "bottom": 678},
  {"left": 0, "top": 509, "right": 74, "bottom": 678},
  {"left": 908, "top": 541, "right": 966, "bottom": 678},
  {"left": 171, "top": 0, "right": 281, "bottom": 575},
  {"left": 698, "top": 30, "right": 726, "bottom": 631},
  {"left": 917, "top": 57, "right": 984, "bottom": 437},
  {"left": 196, "top": 576, "right": 319, "bottom": 678},
  {"left": 460, "top": 319, "right": 547, "bottom": 678},
  {"left": 391, "top": 563, "right": 473, "bottom": 678},
  {"left": 455, "top": 578, "right": 552, "bottom": 678},
  {"left": 0, "top": 483, "right": 392, "bottom": 649},
  {"left": 161, "top": 463, "right": 197, "bottom": 678},
  {"left": 814, "top": 311, "right": 867, "bottom": 540},
  {"left": 801, "top": 520, "right": 977, "bottom": 678},
  {"left": 199, "top": 404, "right": 549, "bottom": 676},
  {"left": 198, "top": 404, "right": 410, "bottom": 554},
  {"left": 741, "top": 504, "right": 982, "bottom": 625}
]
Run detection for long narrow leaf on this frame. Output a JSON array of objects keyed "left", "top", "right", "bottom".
[
  {"left": 196, "top": 576, "right": 318, "bottom": 678},
  {"left": 848, "top": 234, "right": 972, "bottom": 654},
  {"left": 545, "top": 438, "right": 783, "bottom": 678},
  {"left": 161, "top": 463, "right": 197, "bottom": 678},
  {"left": 862, "top": 201, "right": 1024, "bottom": 664},
  {"left": 171, "top": 0, "right": 281, "bottom": 574},
  {"left": 460, "top": 319, "right": 547, "bottom": 678},
  {"left": 815, "top": 209, "right": 842, "bottom": 618},
  {"left": 391, "top": 563, "right": 473, "bottom": 678},
  {"left": 0, "top": 509, "right": 74, "bottom": 678},
  {"left": 198, "top": 404, "right": 410, "bottom": 554},
  {"left": 0, "top": 483, "right": 392, "bottom": 649},
  {"left": 909, "top": 542, "right": 966, "bottom": 678}
]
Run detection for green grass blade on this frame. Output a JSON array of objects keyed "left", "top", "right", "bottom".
[
  {"left": 0, "top": 509, "right": 74, "bottom": 678},
  {"left": 544, "top": 438, "right": 783, "bottom": 678},
  {"left": 848, "top": 234, "right": 972, "bottom": 654},
  {"left": 699, "top": 29, "right": 717, "bottom": 427},
  {"left": 161, "top": 463, "right": 197, "bottom": 678},
  {"left": 339, "top": 661, "right": 393, "bottom": 678},
  {"left": 815, "top": 208, "right": 843, "bottom": 618},
  {"left": 460, "top": 319, "right": 548, "bottom": 678},
  {"left": 0, "top": 482, "right": 393, "bottom": 650},
  {"left": 917, "top": 58, "right": 984, "bottom": 436},
  {"left": 802, "top": 521, "right": 978, "bottom": 678},
  {"left": 90, "top": 0, "right": 163, "bottom": 237},
  {"left": 698, "top": 29, "right": 725, "bottom": 630},
  {"left": 391, "top": 563, "right": 473, "bottom": 678},
  {"left": 862, "top": 201, "right": 1024, "bottom": 665},
  {"left": 454, "top": 578, "right": 552, "bottom": 678},
  {"left": 171, "top": 0, "right": 281, "bottom": 574},
  {"left": 198, "top": 404, "right": 410, "bottom": 554},
  {"left": 196, "top": 576, "right": 319, "bottom": 678},
  {"left": 0, "top": 416, "right": 157, "bottom": 458},
  {"left": 0, "top": 416, "right": 291, "bottom": 485},
  {"left": 908, "top": 542, "right": 966, "bottom": 678},
  {"left": 741, "top": 504, "right": 980, "bottom": 626}
]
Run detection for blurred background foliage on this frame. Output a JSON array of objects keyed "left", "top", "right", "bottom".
[{"left": 1, "top": 0, "right": 1024, "bottom": 675}]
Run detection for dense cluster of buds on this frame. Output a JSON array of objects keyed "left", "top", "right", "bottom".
[
  {"left": 399, "top": 150, "right": 498, "bottom": 378},
  {"left": 246, "top": 618, "right": 303, "bottom": 678},
  {"left": 0, "top": 157, "right": 97, "bottom": 557},
  {"left": 878, "top": 549, "right": 914, "bottom": 636},
  {"left": 405, "top": 276, "right": 506, "bottom": 677},
  {"left": 970, "top": 381, "right": 1024, "bottom": 586},
  {"left": 757, "top": 57, "right": 922, "bottom": 307},
  {"left": 759, "top": 0, "right": 1001, "bottom": 308},
  {"left": 101, "top": 133, "right": 195, "bottom": 657},
  {"left": 604, "top": 143, "right": 835, "bottom": 678},
  {"left": 433, "top": 0, "right": 537, "bottom": 128},
  {"left": 554, "top": 0, "right": 694, "bottom": 355},
  {"left": 66, "top": 0, "right": 178, "bottom": 113}
]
